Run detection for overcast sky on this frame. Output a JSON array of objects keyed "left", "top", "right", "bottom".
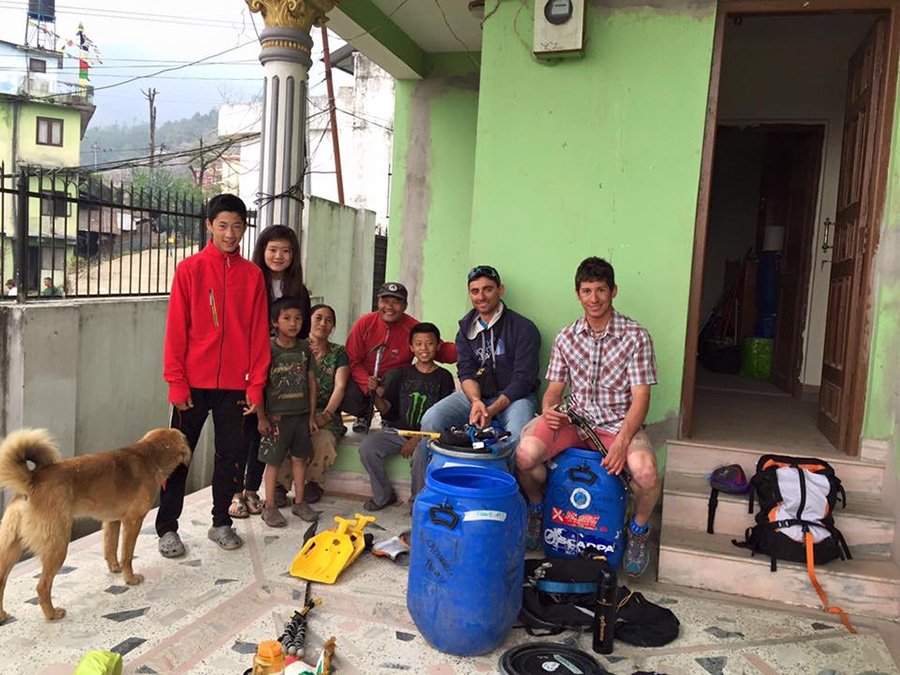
[{"left": 0, "top": 0, "right": 349, "bottom": 126}]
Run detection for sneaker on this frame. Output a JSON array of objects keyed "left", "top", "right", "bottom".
[
  {"left": 364, "top": 491, "right": 398, "bottom": 512},
  {"left": 262, "top": 506, "right": 287, "bottom": 528},
  {"left": 305, "top": 482, "right": 324, "bottom": 504},
  {"left": 291, "top": 501, "right": 319, "bottom": 522},
  {"left": 352, "top": 417, "right": 369, "bottom": 435},
  {"left": 207, "top": 525, "right": 243, "bottom": 550},
  {"left": 273, "top": 484, "right": 290, "bottom": 508},
  {"left": 158, "top": 531, "right": 185, "bottom": 558},
  {"left": 624, "top": 528, "right": 651, "bottom": 577},
  {"left": 525, "top": 504, "right": 543, "bottom": 551}
]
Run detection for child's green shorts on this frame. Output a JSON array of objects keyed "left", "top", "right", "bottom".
[{"left": 258, "top": 413, "right": 313, "bottom": 466}]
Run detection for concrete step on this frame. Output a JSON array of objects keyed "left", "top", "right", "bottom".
[
  {"left": 665, "top": 439, "right": 885, "bottom": 499},
  {"left": 662, "top": 473, "right": 895, "bottom": 558},
  {"left": 658, "top": 526, "right": 900, "bottom": 621}
]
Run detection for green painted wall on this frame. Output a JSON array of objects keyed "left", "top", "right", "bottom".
[
  {"left": 0, "top": 101, "right": 12, "bottom": 172},
  {"left": 16, "top": 103, "right": 81, "bottom": 167},
  {"left": 386, "top": 55, "right": 480, "bottom": 341},
  {"left": 388, "top": 2, "right": 717, "bottom": 438},
  {"left": 862, "top": 77, "right": 900, "bottom": 475}
]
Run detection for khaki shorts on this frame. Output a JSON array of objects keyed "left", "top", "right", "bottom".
[{"left": 521, "top": 416, "right": 652, "bottom": 459}]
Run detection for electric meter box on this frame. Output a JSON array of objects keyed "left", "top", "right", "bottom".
[{"left": 533, "top": 0, "right": 586, "bottom": 59}]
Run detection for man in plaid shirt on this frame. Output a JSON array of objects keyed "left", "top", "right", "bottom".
[{"left": 515, "top": 257, "right": 660, "bottom": 576}]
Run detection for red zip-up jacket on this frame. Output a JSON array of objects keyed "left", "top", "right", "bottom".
[
  {"left": 346, "top": 312, "right": 457, "bottom": 392},
  {"left": 164, "top": 241, "right": 270, "bottom": 406}
]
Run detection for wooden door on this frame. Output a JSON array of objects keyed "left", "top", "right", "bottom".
[
  {"left": 769, "top": 129, "right": 824, "bottom": 397},
  {"left": 818, "top": 21, "right": 887, "bottom": 452}
]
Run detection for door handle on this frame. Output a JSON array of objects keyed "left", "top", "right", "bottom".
[{"left": 822, "top": 218, "right": 834, "bottom": 253}]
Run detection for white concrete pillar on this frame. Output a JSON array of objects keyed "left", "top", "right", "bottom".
[{"left": 246, "top": 0, "right": 338, "bottom": 231}]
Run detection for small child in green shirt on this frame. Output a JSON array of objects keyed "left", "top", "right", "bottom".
[{"left": 258, "top": 297, "right": 319, "bottom": 527}]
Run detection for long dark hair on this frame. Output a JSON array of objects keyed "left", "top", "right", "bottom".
[
  {"left": 252, "top": 224, "right": 311, "bottom": 337},
  {"left": 252, "top": 225, "right": 308, "bottom": 301}
]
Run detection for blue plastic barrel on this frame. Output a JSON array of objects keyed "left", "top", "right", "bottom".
[
  {"left": 754, "top": 312, "right": 777, "bottom": 339},
  {"left": 426, "top": 440, "right": 513, "bottom": 476},
  {"left": 408, "top": 466, "right": 526, "bottom": 656},
  {"left": 756, "top": 252, "right": 782, "bottom": 314},
  {"left": 542, "top": 448, "right": 627, "bottom": 566}
]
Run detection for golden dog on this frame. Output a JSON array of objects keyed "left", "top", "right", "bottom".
[{"left": 0, "top": 428, "right": 191, "bottom": 622}]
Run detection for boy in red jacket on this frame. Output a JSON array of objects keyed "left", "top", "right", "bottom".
[{"left": 158, "top": 194, "right": 270, "bottom": 558}]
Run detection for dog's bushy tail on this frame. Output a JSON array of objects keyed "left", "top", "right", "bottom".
[{"left": 0, "top": 428, "right": 60, "bottom": 494}]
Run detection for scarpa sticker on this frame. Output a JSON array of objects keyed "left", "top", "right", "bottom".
[
  {"left": 570, "top": 487, "right": 591, "bottom": 510},
  {"left": 462, "top": 510, "right": 507, "bottom": 522}
]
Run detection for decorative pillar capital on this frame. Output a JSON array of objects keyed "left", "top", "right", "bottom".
[{"left": 245, "top": 0, "right": 340, "bottom": 35}]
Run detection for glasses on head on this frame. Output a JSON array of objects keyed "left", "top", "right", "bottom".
[{"left": 467, "top": 265, "right": 501, "bottom": 284}]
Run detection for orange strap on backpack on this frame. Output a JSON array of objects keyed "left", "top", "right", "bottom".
[{"left": 805, "top": 533, "right": 856, "bottom": 633}]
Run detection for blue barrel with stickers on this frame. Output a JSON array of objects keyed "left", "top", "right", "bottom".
[
  {"left": 408, "top": 466, "right": 526, "bottom": 656},
  {"left": 542, "top": 448, "right": 627, "bottom": 566},
  {"left": 426, "top": 440, "right": 514, "bottom": 476}
]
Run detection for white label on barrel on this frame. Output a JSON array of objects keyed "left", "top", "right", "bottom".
[
  {"left": 462, "top": 510, "right": 507, "bottom": 522},
  {"left": 551, "top": 656, "right": 583, "bottom": 673}
]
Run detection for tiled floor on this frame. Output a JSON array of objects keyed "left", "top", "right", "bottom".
[
  {"left": 1, "top": 487, "right": 898, "bottom": 675},
  {"left": 692, "top": 368, "right": 839, "bottom": 457}
]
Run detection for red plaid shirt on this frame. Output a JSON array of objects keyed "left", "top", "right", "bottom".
[{"left": 546, "top": 310, "right": 657, "bottom": 433}]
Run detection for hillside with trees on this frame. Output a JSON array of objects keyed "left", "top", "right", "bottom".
[{"left": 81, "top": 109, "right": 219, "bottom": 169}]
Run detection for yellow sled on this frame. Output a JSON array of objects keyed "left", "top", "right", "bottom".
[
  {"left": 290, "top": 515, "right": 376, "bottom": 584},
  {"left": 345, "top": 514, "right": 377, "bottom": 569}
]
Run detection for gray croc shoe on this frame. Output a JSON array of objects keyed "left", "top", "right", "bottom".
[
  {"left": 207, "top": 525, "right": 243, "bottom": 550},
  {"left": 262, "top": 506, "right": 287, "bottom": 528},
  {"left": 158, "top": 531, "right": 185, "bottom": 558}
]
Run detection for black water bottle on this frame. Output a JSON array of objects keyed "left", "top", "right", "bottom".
[{"left": 592, "top": 559, "right": 617, "bottom": 654}]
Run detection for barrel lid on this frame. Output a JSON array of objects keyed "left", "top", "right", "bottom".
[
  {"left": 429, "top": 440, "right": 512, "bottom": 460},
  {"left": 498, "top": 643, "right": 610, "bottom": 675},
  {"left": 555, "top": 447, "right": 605, "bottom": 462}
]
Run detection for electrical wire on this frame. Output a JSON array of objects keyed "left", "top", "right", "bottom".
[
  {"left": 0, "top": 1, "right": 245, "bottom": 29},
  {"left": 26, "top": 41, "right": 255, "bottom": 100},
  {"left": 431, "top": 0, "right": 479, "bottom": 70}
]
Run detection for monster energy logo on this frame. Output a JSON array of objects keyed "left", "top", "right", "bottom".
[{"left": 408, "top": 392, "right": 429, "bottom": 427}]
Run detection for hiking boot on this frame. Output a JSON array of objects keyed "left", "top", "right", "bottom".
[
  {"left": 273, "top": 484, "right": 290, "bottom": 508},
  {"left": 207, "top": 525, "right": 243, "bottom": 550},
  {"left": 525, "top": 504, "right": 544, "bottom": 551},
  {"left": 291, "top": 501, "right": 319, "bottom": 522},
  {"left": 624, "top": 528, "right": 651, "bottom": 577},
  {"left": 304, "top": 482, "right": 324, "bottom": 504},
  {"left": 158, "top": 531, "right": 185, "bottom": 559},
  {"left": 262, "top": 506, "right": 287, "bottom": 528},
  {"left": 364, "top": 491, "right": 398, "bottom": 512}
]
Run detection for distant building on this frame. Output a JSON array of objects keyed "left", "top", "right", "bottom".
[
  {"left": 0, "top": 38, "right": 95, "bottom": 292},
  {"left": 218, "top": 49, "right": 394, "bottom": 238}
]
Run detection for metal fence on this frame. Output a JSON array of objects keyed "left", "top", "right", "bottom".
[
  {"left": 0, "top": 167, "right": 257, "bottom": 301},
  {"left": 1, "top": 166, "right": 384, "bottom": 304}
]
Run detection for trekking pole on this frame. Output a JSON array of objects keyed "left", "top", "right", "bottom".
[{"left": 556, "top": 397, "right": 631, "bottom": 493}]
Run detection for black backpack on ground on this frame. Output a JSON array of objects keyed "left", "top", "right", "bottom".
[{"left": 519, "top": 557, "right": 680, "bottom": 647}]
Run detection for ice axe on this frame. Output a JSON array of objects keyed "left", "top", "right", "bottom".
[
  {"left": 363, "top": 341, "right": 387, "bottom": 432},
  {"left": 556, "top": 396, "right": 631, "bottom": 494}
]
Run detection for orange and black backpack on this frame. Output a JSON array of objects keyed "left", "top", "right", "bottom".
[{"left": 734, "top": 454, "right": 855, "bottom": 631}]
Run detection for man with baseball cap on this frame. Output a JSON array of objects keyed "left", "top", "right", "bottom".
[
  {"left": 343, "top": 282, "right": 457, "bottom": 430},
  {"left": 412, "top": 265, "right": 541, "bottom": 496}
]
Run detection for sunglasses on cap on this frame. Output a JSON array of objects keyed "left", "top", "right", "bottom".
[{"left": 467, "top": 265, "right": 501, "bottom": 285}]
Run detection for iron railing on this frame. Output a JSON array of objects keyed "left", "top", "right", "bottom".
[{"left": 0, "top": 166, "right": 262, "bottom": 301}]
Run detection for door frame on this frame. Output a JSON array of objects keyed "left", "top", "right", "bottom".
[{"left": 680, "top": 0, "right": 900, "bottom": 454}]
